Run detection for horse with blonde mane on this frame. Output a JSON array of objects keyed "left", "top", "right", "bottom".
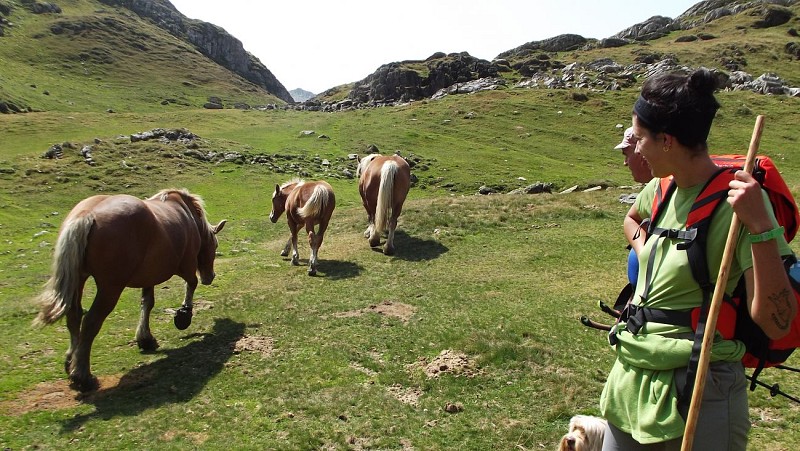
[
  {"left": 356, "top": 154, "right": 411, "bottom": 255},
  {"left": 34, "top": 189, "right": 226, "bottom": 391},
  {"left": 269, "top": 179, "right": 336, "bottom": 276}
]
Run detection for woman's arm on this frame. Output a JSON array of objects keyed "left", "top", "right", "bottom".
[{"left": 730, "top": 171, "right": 796, "bottom": 339}]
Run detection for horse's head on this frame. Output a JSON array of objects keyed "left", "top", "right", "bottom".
[
  {"left": 198, "top": 219, "right": 226, "bottom": 285},
  {"left": 269, "top": 184, "right": 287, "bottom": 223},
  {"left": 269, "top": 180, "right": 302, "bottom": 223}
]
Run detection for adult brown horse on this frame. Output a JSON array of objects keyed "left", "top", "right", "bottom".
[
  {"left": 356, "top": 154, "right": 411, "bottom": 255},
  {"left": 269, "top": 179, "right": 336, "bottom": 276},
  {"left": 34, "top": 189, "right": 226, "bottom": 391}
]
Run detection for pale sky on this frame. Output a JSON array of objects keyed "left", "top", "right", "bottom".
[{"left": 168, "top": 0, "right": 701, "bottom": 94}]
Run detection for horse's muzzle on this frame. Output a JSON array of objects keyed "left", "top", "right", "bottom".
[
  {"left": 269, "top": 213, "right": 279, "bottom": 223},
  {"left": 201, "top": 272, "right": 215, "bottom": 285}
]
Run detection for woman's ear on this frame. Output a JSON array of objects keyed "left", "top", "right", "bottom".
[{"left": 662, "top": 133, "right": 675, "bottom": 150}]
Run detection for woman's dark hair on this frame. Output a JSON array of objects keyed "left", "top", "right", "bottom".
[{"left": 633, "top": 68, "right": 721, "bottom": 150}]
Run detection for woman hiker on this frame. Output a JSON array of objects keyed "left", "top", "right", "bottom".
[{"left": 599, "top": 68, "right": 796, "bottom": 450}]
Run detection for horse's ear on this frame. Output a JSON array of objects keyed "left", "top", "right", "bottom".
[
  {"left": 213, "top": 220, "right": 227, "bottom": 234},
  {"left": 274, "top": 184, "right": 281, "bottom": 195}
]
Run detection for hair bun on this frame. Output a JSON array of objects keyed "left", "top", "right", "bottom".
[{"left": 688, "top": 68, "right": 719, "bottom": 95}]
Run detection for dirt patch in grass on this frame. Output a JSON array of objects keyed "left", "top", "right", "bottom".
[
  {"left": 161, "top": 429, "right": 209, "bottom": 446},
  {"left": 232, "top": 335, "right": 274, "bottom": 357},
  {"left": 0, "top": 373, "right": 133, "bottom": 415},
  {"left": 387, "top": 384, "right": 423, "bottom": 406},
  {"left": 332, "top": 301, "right": 416, "bottom": 324},
  {"left": 409, "top": 349, "right": 479, "bottom": 378}
]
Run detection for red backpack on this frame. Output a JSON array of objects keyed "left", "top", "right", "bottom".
[{"left": 637, "top": 154, "right": 800, "bottom": 398}]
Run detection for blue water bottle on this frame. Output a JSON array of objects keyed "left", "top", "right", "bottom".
[
  {"left": 627, "top": 248, "right": 639, "bottom": 287},
  {"left": 789, "top": 258, "right": 800, "bottom": 285}
]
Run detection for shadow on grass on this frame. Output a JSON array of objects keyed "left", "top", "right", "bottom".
[
  {"left": 388, "top": 231, "right": 449, "bottom": 261},
  {"left": 60, "top": 318, "right": 245, "bottom": 432},
  {"left": 315, "top": 259, "right": 364, "bottom": 280}
]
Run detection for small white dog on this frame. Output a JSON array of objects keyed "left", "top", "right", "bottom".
[{"left": 558, "top": 415, "right": 606, "bottom": 451}]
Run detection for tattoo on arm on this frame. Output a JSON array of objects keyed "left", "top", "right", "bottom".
[{"left": 770, "top": 288, "right": 793, "bottom": 330}]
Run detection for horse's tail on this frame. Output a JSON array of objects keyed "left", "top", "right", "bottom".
[
  {"left": 34, "top": 215, "right": 93, "bottom": 326},
  {"left": 374, "top": 161, "right": 397, "bottom": 236},
  {"left": 298, "top": 184, "right": 332, "bottom": 219}
]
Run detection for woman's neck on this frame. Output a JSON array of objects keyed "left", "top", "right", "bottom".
[{"left": 671, "top": 152, "right": 719, "bottom": 188}]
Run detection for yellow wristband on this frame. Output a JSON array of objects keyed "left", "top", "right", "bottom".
[{"left": 749, "top": 226, "right": 784, "bottom": 243}]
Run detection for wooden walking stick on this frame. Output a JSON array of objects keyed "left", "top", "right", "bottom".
[{"left": 681, "top": 115, "right": 765, "bottom": 450}]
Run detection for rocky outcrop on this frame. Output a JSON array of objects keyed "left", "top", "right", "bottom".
[
  {"left": 19, "top": 0, "right": 62, "bottom": 14},
  {"left": 496, "top": 34, "right": 589, "bottom": 59},
  {"left": 677, "top": 0, "right": 798, "bottom": 27},
  {"left": 612, "top": 16, "right": 678, "bottom": 42},
  {"left": 348, "top": 52, "right": 499, "bottom": 104},
  {"left": 0, "top": 0, "right": 11, "bottom": 36},
  {"left": 97, "top": 0, "right": 293, "bottom": 103}
]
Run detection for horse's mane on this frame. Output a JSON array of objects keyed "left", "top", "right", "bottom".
[
  {"left": 356, "top": 154, "right": 380, "bottom": 178},
  {"left": 151, "top": 188, "right": 207, "bottom": 219},
  {"left": 280, "top": 178, "right": 305, "bottom": 190}
]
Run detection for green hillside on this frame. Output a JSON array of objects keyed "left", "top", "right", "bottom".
[{"left": 0, "top": 0, "right": 283, "bottom": 113}]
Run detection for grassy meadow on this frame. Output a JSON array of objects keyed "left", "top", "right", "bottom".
[{"left": 1, "top": 86, "right": 800, "bottom": 450}]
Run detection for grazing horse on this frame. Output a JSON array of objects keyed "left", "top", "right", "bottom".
[
  {"left": 269, "top": 179, "right": 336, "bottom": 276},
  {"left": 34, "top": 189, "right": 226, "bottom": 392},
  {"left": 356, "top": 154, "right": 411, "bottom": 255}
]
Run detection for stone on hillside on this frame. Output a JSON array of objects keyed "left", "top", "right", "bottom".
[
  {"left": 599, "top": 38, "right": 629, "bottom": 48},
  {"left": 508, "top": 182, "right": 552, "bottom": 195},
  {"left": 786, "top": 42, "right": 800, "bottom": 59},
  {"left": 28, "top": 2, "right": 61, "bottom": 14},
  {"left": 42, "top": 144, "right": 63, "bottom": 159},
  {"left": 752, "top": 6, "right": 793, "bottom": 29}
]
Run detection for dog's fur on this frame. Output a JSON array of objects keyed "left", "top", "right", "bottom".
[{"left": 558, "top": 415, "right": 606, "bottom": 451}]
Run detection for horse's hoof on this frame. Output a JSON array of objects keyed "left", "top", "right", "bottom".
[
  {"left": 70, "top": 373, "right": 99, "bottom": 393},
  {"left": 384, "top": 247, "right": 395, "bottom": 256},
  {"left": 308, "top": 269, "right": 317, "bottom": 276},
  {"left": 291, "top": 259, "right": 300, "bottom": 266},
  {"left": 174, "top": 307, "right": 193, "bottom": 330},
  {"left": 280, "top": 250, "right": 289, "bottom": 257},
  {"left": 137, "top": 336, "right": 160, "bottom": 352}
]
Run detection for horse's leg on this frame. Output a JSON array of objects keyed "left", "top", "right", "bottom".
[
  {"left": 70, "top": 285, "right": 124, "bottom": 392},
  {"left": 384, "top": 201, "right": 404, "bottom": 255},
  {"left": 364, "top": 217, "right": 373, "bottom": 239},
  {"left": 306, "top": 222, "right": 319, "bottom": 276},
  {"left": 289, "top": 219, "right": 301, "bottom": 266},
  {"left": 385, "top": 216, "right": 398, "bottom": 255},
  {"left": 280, "top": 238, "right": 291, "bottom": 257},
  {"left": 172, "top": 274, "right": 197, "bottom": 330},
  {"left": 368, "top": 219, "right": 381, "bottom": 247},
  {"left": 64, "top": 277, "right": 87, "bottom": 375},
  {"left": 136, "top": 286, "right": 159, "bottom": 351}
]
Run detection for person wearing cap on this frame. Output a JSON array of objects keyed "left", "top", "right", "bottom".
[
  {"left": 615, "top": 127, "right": 654, "bottom": 286},
  {"left": 614, "top": 126, "right": 652, "bottom": 184}
]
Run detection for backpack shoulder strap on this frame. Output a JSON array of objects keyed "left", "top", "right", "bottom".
[{"left": 680, "top": 167, "right": 739, "bottom": 406}]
